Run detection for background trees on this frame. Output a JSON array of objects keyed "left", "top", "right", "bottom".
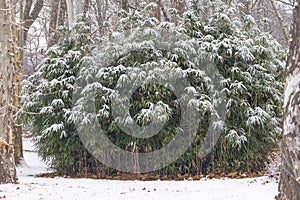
[{"left": 15, "top": 0, "right": 294, "bottom": 78}]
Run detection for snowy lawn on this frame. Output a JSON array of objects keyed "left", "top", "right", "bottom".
[{"left": 0, "top": 138, "right": 279, "bottom": 200}]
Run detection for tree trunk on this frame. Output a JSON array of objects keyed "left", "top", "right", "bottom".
[
  {"left": 48, "top": 0, "right": 60, "bottom": 48},
  {"left": 277, "top": 1, "right": 300, "bottom": 199},
  {"left": 95, "top": 0, "right": 108, "bottom": 36},
  {"left": 11, "top": 2, "right": 23, "bottom": 164},
  {"left": 121, "top": 0, "right": 128, "bottom": 11},
  {"left": 66, "top": 0, "right": 85, "bottom": 30},
  {"left": 66, "top": 0, "right": 75, "bottom": 30},
  {"left": 74, "top": 0, "right": 83, "bottom": 18},
  {"left": 0, "top": 0, "right": 17, "bottom": 184},
  {"left": 15, "top": 0, "right": 44, "bottom": 162},
  {"left": 153, "top": 0, "right": 161, "bottom": 21},
  {"left": 49, "top": 0, "right": 60, "bottom": 37},
  {"left": 48, "top": 0, "right": 68, "bottom": 48},
  {"left": 83, "top": 0, "right": 89, "bottom": 15}
]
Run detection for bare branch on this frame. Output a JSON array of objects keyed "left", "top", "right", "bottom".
[
  {"left": 276, "top": 0, "right": 294, "bottom": 7},
  {"left": 270, "top": 0, "right": 289, "bottom": 45}
]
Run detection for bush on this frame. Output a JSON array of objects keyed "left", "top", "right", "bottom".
[{"left": 20, "top": 2, "right": 285, "bottom": 176}]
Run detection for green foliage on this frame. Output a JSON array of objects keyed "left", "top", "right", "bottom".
[
  {"left": 20, "top": 2, "right": 285, "bottom": 176},
  {"left": 201, "top": 8, "right": 285, "bottom": 172},
  {"left": 19, "top": 17, "right": 104, "bottom": 175}
]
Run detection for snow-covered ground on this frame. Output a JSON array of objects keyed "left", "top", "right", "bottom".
[{"left": 0, "top": 138, "right": 279, "bottom": 200}]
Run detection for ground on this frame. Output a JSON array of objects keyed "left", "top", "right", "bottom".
[{"left": 0, "top": 137, "right": 279, "bottom": 200}]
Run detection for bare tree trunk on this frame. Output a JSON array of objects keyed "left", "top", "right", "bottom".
[
  {"left": 202, "top": 0, "right": 209, "bottom": 22},
  {"left": 19, "top": 0, "right": 25, "bottom": 61},
  {"left": 97, "top": 0, "right": 108, "bottom": 33},
  {"left": 83, "top": 0, "right": 90, "bottom": 15},
  {"left": 277, "top": 1, "right": 300, "bottom": 199},
  {"left": 154, "top": 0, "right": 161, "bottom": 21},
  {"left": 66, "top": 0, "right": 75, "bottom": 30},
  {"left": 59, "top": 0, "right": 67, "bottom": 26},
  {"left": 67, "top": 0, "right": 84, "bottom": 30},
  {"left": 14, "top": 0, "right": 44, "bottom": 163},
  {"left": 49, "top": 0, "right": 60, "bottom": 37},
  {"left": 11, "top": 1, "right": 23, "bottom": 164},
  {"left": 0, "top": 0, "right": 17, "bottom": 184},
  {"left": 48, "top": 0, "right": 60, "bottom": 48},
  {"left": 48, "top": 0, "right": 67, "bottom": 48},
  {"left": 13, "top": 0, "right": 43, "bottom": 165},
  {"left": 121, "top": 0, "right": 128, "bottom": 11}
]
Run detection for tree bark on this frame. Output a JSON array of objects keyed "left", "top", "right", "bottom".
[
  {"left": 48, "top": 0, "right": 60, "bottom": 48},
  {"left": 47, "top": 0, "right": 67, "bottom": 48},
  {"left": 277, "top": 1, "right": 300, "bottom": 199},
  {"left": 83, "top": 0, "right": 89, "bottom": 15},
  {"left": 95, "top": 0, "right": 108, "bottom": 36},
  {"left": 66, "top": 0, "right": 75, "bottom": 30},
  {"left": 153, "top": 0, "right": 161, "bottom": 21},
  {"left": 0, "top": 0, "right": 17, "bottom": 184},
  {"left": 11, "top": 1, "right": 23, "bottom": 164},
  {"left": 121, "top": 0, "right": 128, "bottom": 11},
  {"left": 67, "top": 0, "right": 85, "bottom": 30},
  {"left": 49, "top": 0, "right": 60, "bottom": 37}
]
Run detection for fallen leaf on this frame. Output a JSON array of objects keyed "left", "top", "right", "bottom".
[{"left": 226, "top": 172, "right": 238, "bottom": 178}]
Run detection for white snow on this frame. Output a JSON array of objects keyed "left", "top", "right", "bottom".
[{"left": 0, "top": 138, "right": 279, "bottom": 200}]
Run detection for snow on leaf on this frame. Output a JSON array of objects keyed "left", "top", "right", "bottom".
[
  {"left": 51, "top": 99, "right": 65, "bottom": 107},
  {"left": 40, "top": 106, "right": 54, "bottom": 114},
  {"left": 42, "top": 123, "right": 64, "bottom": 135}
]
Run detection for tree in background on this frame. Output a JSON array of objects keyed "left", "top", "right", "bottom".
[{"left": 277, "top": 1, "right": 300, "bottom": 199}]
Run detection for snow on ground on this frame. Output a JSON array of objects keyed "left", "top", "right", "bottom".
[{"left": 0, "top": 138, "right": 279, "bottom": 200}]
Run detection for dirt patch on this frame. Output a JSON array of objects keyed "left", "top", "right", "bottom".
[{"left": 37, "top": 170, "right": 267, "bottom": 181}]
